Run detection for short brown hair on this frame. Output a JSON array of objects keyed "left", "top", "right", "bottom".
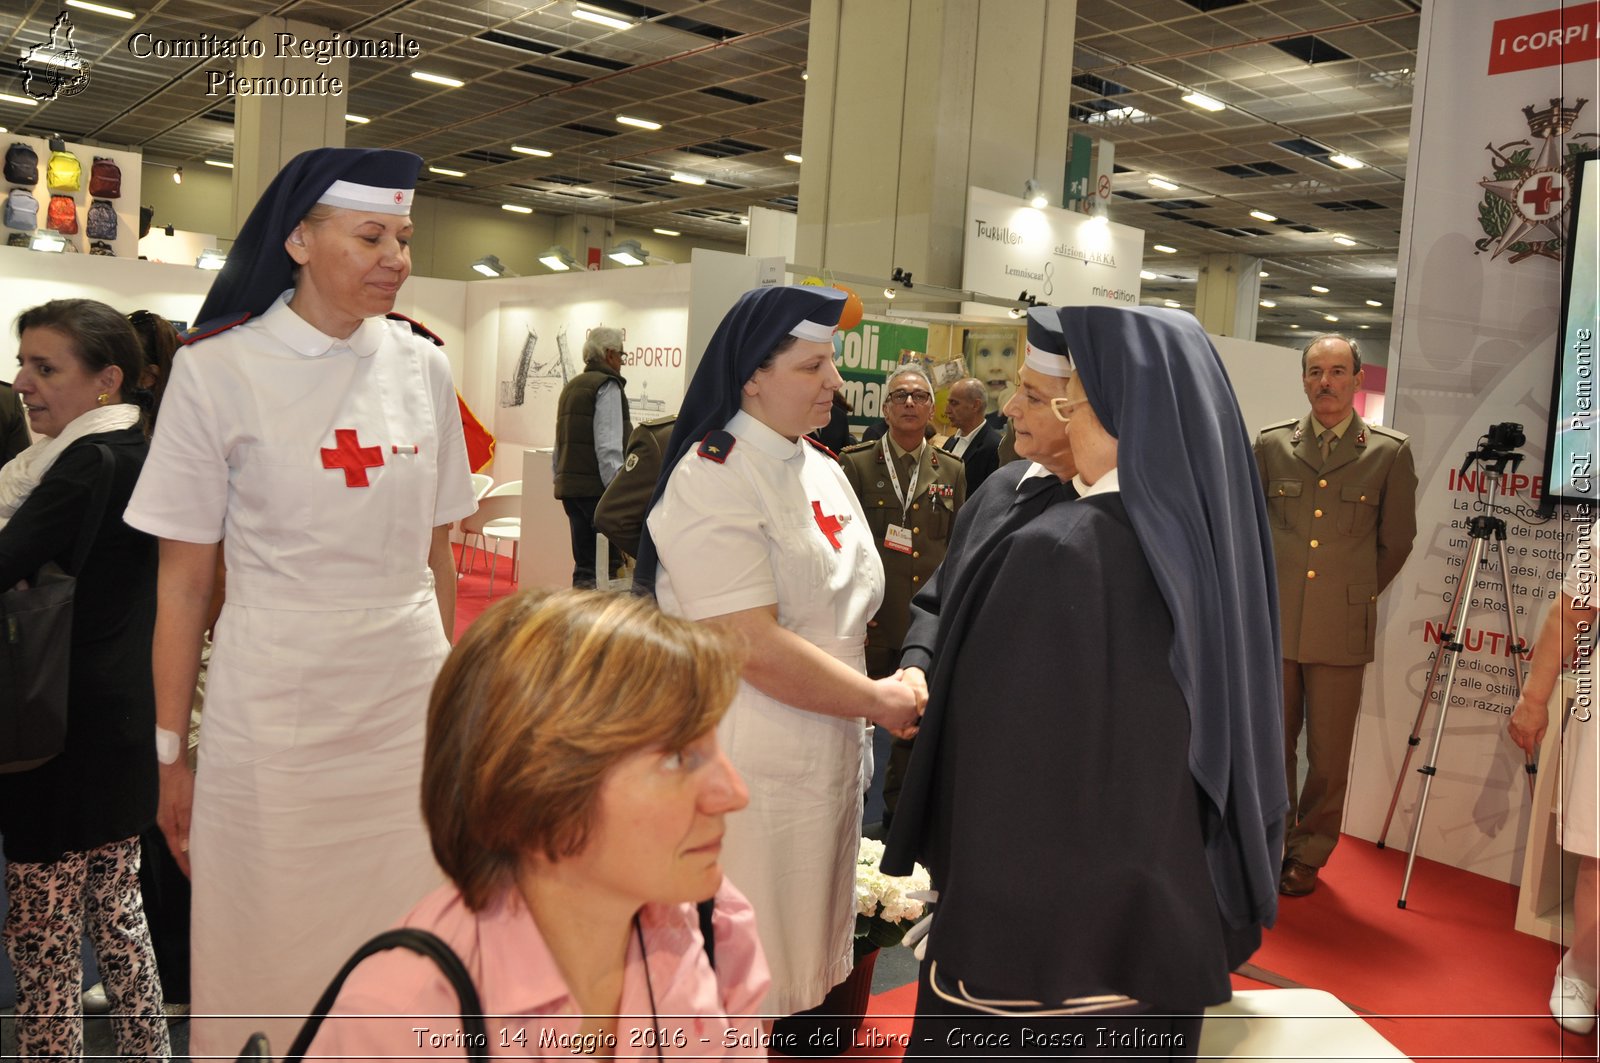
[{"left": 422, "top": 589, "right": 742, "bottom": 910}]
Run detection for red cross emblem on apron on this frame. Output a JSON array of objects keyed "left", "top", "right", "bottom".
[{"left": 321, "top": 428, "right": 384, "bottom": 487}]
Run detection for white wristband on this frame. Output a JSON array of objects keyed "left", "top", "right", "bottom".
[{"left": 155, "top": 727, "right": 182, "bottom": 766}]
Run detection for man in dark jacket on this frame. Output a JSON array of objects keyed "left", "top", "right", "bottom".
[
  {"left": 553, "top": 326, "right": 630, "bottom": 586},
  {"left": 938, "top": 377, "right": 1000, "bottom": 493}
]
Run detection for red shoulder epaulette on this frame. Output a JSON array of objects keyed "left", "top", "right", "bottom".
[
  {"left": 803, "top": 435, "right": 838, "bottom": 459},
  {"left": 697, "top": 430, "right": 735, "bottom": 463},
  {"left": 180, "top": 312, "right": 251, "bottom": 346},
  {"left": 387, "top": 311, "right": 444, "bottom": 346}
]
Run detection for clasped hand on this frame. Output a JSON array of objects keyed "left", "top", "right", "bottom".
[{"left": 871, "top": 667, "right": 928, "bottom": 739}]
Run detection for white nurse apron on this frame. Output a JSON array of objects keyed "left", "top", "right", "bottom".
[
  {"left": 184, "top": 319, "right": 452, "bottom": 1057},
  {"left": 652, "top": 412, "right": 883, "bottom": 1015}
]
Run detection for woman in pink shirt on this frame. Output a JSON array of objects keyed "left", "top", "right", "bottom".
[{"left": 310, "top": 589, "right": 770, "bottom": 1059}]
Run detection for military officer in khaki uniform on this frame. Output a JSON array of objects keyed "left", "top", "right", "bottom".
[
  {"left": 840, "top": 365, "right": 965, "bottom": 824},
  {"left": 1255, "top": 333, "right": 1418, "bottom": 897},
  {"left": 594, "top": 414, "right": 675, "bottom": 558}
]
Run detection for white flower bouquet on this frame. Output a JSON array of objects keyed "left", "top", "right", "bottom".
[{"left": 854, "top": 836, "right": 932, "bottom": 951}]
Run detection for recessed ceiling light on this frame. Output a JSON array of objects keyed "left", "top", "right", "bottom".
[
  {"left": 429, "top": 166, "right": 466, "bottom": 177},
  {"left": 783, "top": 153, "right": 803, "bottom": 164},
  {"left": 411, "top": 71, "right": 465, "bottom": 88},
  {"left": 1324, "top": 314, "right": 1340, "bottom": 322},
  {"left": 344, "top": 114, "right": 370, "bottom": 124},
  {"left": 1366, "top": 299, "right": 1382, "bottom": 307},
  {"left": 512, "top": 145, "right": 553, "bottom": 157},
  {"left": 1154, "top": 244, "right": 1178, "bottom": 254},
  {"left": 1260, "top": 300, "right": 1277, "bottom": 308},
  {"left": 801, "top": 69, "right": 808, "bottom": 81},
  {"left": 1148, "top": 177, "right": 1180, "bottom": 191},
  {"left": 0, "top": 94, "right": 40, "bottom": 107},
  {"left": 1333, "top": 235, "right": 1357, "bottom": 246},
  {"left": 205, "top": 159, "right": 234, "bottom": 169},
  {"left": 1139, "top": 270, "right": 1158, "bottom": 280},
  {"left": 1164, "top": 299, "right": 1181, "bottom": 308},
  {"left": 65, "top": 0, "right": 134, "bottom": 17},
  {"left": 1181, "top": 92, "right": 1225, "bottom": 112},
  {"left": 1259, "top": 271, "right": 1269, "bottom": 278},
  {"left": 572, "top": 3, "right": 634, "bottom": 30},
  {"left": 652, "top": 228, "right": 680, "bottom": 237},
  {"left": 1359, "top": 324, "right": 1371, "bottom": 329},
  {"left": 1311, "top": 284, "right": 1330, "bottom": 294},
  {"left": 739, "top": 215, "right": 749, "bottom": 225},
  {"left": 1290, "top": 323, "right": 1301, "bottom": 329},
  {"left": 670, "top": 171, "right": 706, "bottom": 185},
  {"left": 1249, "top": 210, "right": 1277, "bottom": 223},
  {"left": 1329, "top": 154, "right": 1365, "bottom": 170},
  {"left": 501, "top": 204, "right": 533, "bottom": 214},
  {"left": 617, "top": 114, "right": 662, "bottom": 130}
]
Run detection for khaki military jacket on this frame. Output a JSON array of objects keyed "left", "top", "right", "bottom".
[
  {"left": 1254, "top": 412, "right": 1418, "bottom": 665},
  {"left": 839, "top": 437, "right": 966, "bottom": 677}
]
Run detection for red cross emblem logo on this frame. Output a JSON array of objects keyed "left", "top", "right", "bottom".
[
  {"left": 321, "top": 428, "right": 385, "bottom": 487},
  {"left": 1520, "top": 174, "right": 1564, "bottom": 217},
  {"left": 811, "top": 500, "right": 844, "bottom": 550},
  {"left": 393, "top": 191, "right": 405, "bottom": 205}
]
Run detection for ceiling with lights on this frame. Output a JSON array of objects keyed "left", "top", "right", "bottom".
[{"left": 1, "top": 0, "right": 1422, "bottom": 352}]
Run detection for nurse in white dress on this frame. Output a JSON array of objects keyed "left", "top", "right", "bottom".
[
  {"left": 124, "top": 149, "right": 476, "bottom": 1057},
  {"left": 1510, "top": 548, "right": 1597, "bottom": 1033},
  {"left": 637, "top": 285, "right": 923, "bottom": 1016}
]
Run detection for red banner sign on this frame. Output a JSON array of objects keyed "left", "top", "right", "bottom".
[{"left": 1488, "top": 2, "right": 1600, "bottom": 74}]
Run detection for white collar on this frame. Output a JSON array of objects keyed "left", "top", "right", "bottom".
[
  {"left": 1016, "top": 462, "right": 1056, "bottom": 488},
  {"left": 1073, "top": 467, "right": 1120, "bottom": 499},
  {"left": 260, "top": 291, "right": 384, "bottom": 359},
  {"left": 728, "top": 408, "right": 805, "bottom": 461}
]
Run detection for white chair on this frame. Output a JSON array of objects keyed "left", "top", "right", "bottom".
[
  {"left": 484, "top": 521, "right": 522, "bottom": 597},
  {"left": 460, "top": 494, "right": 521, "bottom": 580},
  {"left": 455, "top": 474, "right": 496, "bottom": 575},
  {"left": 460, "top": 479, "right": 521, "bottom": 574}
]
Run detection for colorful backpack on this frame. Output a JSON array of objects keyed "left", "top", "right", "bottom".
[
  {"left": 88, "top": 156, "right": 120, "bottom": 198},
  {"left": 86, "top": 199, "right": 116, "bottom": 239},
  {"left": 46, "top": 194, "right": 77, "bottom": 234},
  {"left": 4, "top": 143, "right": 38, "bottom": 185},
  {"left": 45, "top": 150, "right": 81, "bottom": 192},
  {"left": 4, "top": 188, "right": 38, "bottom": 230}
]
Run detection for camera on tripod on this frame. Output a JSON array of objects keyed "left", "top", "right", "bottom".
[{"left": 1462, "top": 420, "right": 1526, "bottom": 479}]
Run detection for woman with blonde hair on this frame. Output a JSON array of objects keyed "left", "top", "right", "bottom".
[{"left": 311, "top": 589, "right": 769, "bottom": 1057}]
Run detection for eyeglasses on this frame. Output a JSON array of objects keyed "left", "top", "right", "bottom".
[
  {"left": 1050, "top": 397, "right": 1088, "bottom": 424},
  {"left": 887, "top": 389, "right": 933, "bottom": 406}
]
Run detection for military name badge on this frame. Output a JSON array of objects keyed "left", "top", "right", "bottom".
[{"left": 884, "top": 523, "right": 914, "bottom": 554}]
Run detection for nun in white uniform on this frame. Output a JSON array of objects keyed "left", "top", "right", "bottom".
[
  {"left": 636, "top": 285, "right": 923, "bottom": 1016},
  {"left": 125, "top": 148, "right": 476, "bottom": 1057}
]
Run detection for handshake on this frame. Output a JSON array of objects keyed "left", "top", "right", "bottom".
[{"left": 871, "top": 666, "right": 928, "bottom": 739}]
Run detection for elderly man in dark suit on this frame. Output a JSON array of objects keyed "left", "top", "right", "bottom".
[
  {"left": 939, "top": 377, "right": 1000, "bottom": 493},
  {"left": 1255, "top": 333, "right": 1418, "bottom": 897}
]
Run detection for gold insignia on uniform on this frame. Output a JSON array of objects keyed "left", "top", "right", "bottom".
[{"left": 624, "top": 453, "right": 639, "bottom": 471}]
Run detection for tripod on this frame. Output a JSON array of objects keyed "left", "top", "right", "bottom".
[{"left": 1377, "top": 457, "right": 1534, "bottom": 908}]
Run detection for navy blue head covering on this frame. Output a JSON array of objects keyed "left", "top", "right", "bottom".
[
  {"left": 1031, "top": 304, "right": 1287, "bottom": 933},
  {"left": 634, "top": 284, "right": 847, "bottom": 591},
  {"left": 195, "top": 148, "right": 423, "bottom": 324}
]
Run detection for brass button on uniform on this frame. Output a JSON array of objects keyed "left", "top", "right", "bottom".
[
  {"left": 912, "top": 502, "right": 920, "bottom": 511},
  {"left": 912, "top": 527, "right": 920, "bottom": 534},
  {"left": 1318, "top": 478, "right": 1328, "bottom": 488},
  {"left": 1314, "top": 508, "right": 1324, "bottom": 518},
  {"left": 1360, "top": 494, "right": 1367, "bottom": 502},
  {"left": 912, "top": 550, "right": 920, "bottom": 559},
  {"left": 912, "top": 575, "right": 921, "bottom": 584},
  {"left": 1307, "top": 570, "right": 1317, "bottom": 580},
  {"left": 1310, "top": 539, "right": 1319, "bottom": 549}
]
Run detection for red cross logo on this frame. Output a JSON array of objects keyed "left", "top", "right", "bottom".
[
  {"left": 321, "top": 428, "right": 384, "bottom": 487},
  {"left": 811, "top": 500, "right": 844, "bottom": 550},
  {"left": 393, "top": 191, "right": 405, "bottom": 205},
  {"left": 1522, "top": 174, "right": 1564, "bottom": 216}
]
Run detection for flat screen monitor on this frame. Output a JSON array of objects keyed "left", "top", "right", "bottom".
[{"left": 1543, "top": 148, "right": 1600, "bottom": 510}]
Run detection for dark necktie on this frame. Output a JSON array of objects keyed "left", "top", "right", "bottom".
[{"left": 941, "top": 435, "right": 958, "bottom": 454}]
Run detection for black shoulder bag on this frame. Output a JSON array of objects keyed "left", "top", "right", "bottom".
[{"left": 0, "top": 442, "right": 113, "bottom": 774}]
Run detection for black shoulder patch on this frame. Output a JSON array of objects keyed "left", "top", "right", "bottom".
[
  {"left": 180, "top": 312, "right": 251, "bottom": 346},
  {"left": 386, "top": 311, "right": 444, "bottom": 346},
  {"left": 697, "top": 430, "right": 735, "bottom": 463},
  {"left": 804, "top": 436, "right": 838, "bottom": 459}
]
